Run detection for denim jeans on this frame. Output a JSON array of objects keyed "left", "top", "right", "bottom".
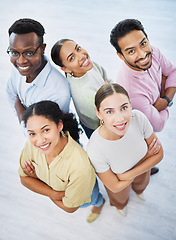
[{"left": 80, "top": 178, "right": 104, "bottom": 208}]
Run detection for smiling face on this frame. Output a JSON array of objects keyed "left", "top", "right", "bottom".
[
  {"left": 117, "top": 30, "right": 152, "bottom": 71},
  {"left": 96, "top": 93, "right": 132, "bottom": 140},
  {"left": 27, "top": 115, "right": 63, "bottom": 158},
  {"left": 9, "top": 32, "right": 46, "bottom": 82},
  {"left": 60, "top": 40, "right": 93, "bottom": 77}
]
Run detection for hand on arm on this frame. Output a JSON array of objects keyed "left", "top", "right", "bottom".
[
  {"left": 97, "top": 169, "right": 133, "bottom": 193},
  {"left": 147, "top": 136, "right": 161, "bottom": 157},
  {"left": 15, "top": 96, "right": 26, "bottom": 123},
  {"left": 160, "top": 75, "right": 167, "bottom": 98},
  {"left": 117, "top": 133, "right": 163, "bottom": 181},
  {"left": 131, "top": 95, "right": 168, "bottom": 132},
  {"left": 160, "top": 71, "right": 176, "bottom": 100},
  {"left": 20, "top": 176, "right": 65, "bottom": 201},
  {"left": 23, "top": 160, "right": 38, "bottom": 179},
  {"left": 153, "top": 85, "right": 176, "bottom": 112},
  {"left": 153, "top": 97, "right": 168, "bottom": 112},
  {"left": 20, "top": 161, "right": 77, "bottom": 213},
  {"left": 156, "top": 74, "right": 176, "bottom": 111}
]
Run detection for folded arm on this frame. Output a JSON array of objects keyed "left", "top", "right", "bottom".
[
  {"left": 15, "top": 96, "right": 26, "bottom": 123},
  {"left": 97, "top": 170, "right": 133, "bottom": 193},
  {"left": 159, "top": 48, "right": 176, "bottom": 100},
  {"left": 154, "top": 75, "right": 176, "bottom": 111},
  {"left": 117, "top": 133, "right": 163, "bottom": 181},
  {"left": 164, "top": 86, "right": 176, "bottom": 102},
  {"left": 131, "top": 94, "right": 169, "bottom": 132},
  {"left": 20, "top": 162, "right": 78, "bottom": 213}
]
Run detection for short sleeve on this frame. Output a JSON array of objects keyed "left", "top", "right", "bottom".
[
  {"left": 18, "top": 141, "right": 30, "bottom": 177},
  {"left": 6, "top": 68, "right": 18, "bottom": 108},
  {"left": 62, "top": 167, "right": 96, "bottom": 208},
  {"left": 134, "top": 110, "right": 153, "bottom": 139},
  {"left": 87, "top": 148, "right": 110, "bottom": 173},
  {"left": 87, "top": 131, "right": 111, "bottom": 173}
]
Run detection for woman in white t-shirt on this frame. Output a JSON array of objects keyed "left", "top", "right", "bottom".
[
  {"left": 51, "top": 39, "right": 111, "bottom": 139},
  {"left": 87, "top": 83, "right": 163, "bottom": 216}
]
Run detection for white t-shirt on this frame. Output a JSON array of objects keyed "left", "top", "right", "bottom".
[
  {"left": 87, "top": 110, "right": 153, "bottom": 174},
  {"left": 20, "top": 76, "right": 31, "bottom": 99}
]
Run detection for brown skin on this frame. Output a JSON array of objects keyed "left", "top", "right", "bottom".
[
  {"left": 21, "top": 115, "right": 104, "bottom": 214},
  {"left": 14, "top": 96, "right": 26, "bottom": 122},
  {"left": 60, "top": 40, "right": 93, "bottom": 77},
  {"left": 117, "top": 30, "right": 176, "bottom": 112},
  {"left": 9, "top": 32, "right": 46, "bottom": 82},
  {"left": 9, "top": 32, "right": 47, "bottom": 122},
  {"left": 20, "top": 176, "right": 78, "bottom": 213},
  {"left": 22, "top": 159, "right": 103, "bottom": 214}
]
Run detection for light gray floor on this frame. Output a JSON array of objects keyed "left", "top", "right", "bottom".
[{"left": 0, "top": 1, "right": 176, "bottom": 240}]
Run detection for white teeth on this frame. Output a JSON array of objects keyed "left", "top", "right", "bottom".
[
  {"left": 39, "top": 143, "right": 50, "bottom": 149},
  {"left": 82, "top": 58, "right": 88, "bottom": 67},
  {"left": 18, "top": 66, "right": 30, "bottom": 70},
  {"left": 115, "top": 124, "right": 125, "bottom": 129},
  {"left": 140, "top": 57, "right": 148, "bottom": 63}
]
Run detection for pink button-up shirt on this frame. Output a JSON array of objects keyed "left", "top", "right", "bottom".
[{"left": 117, "top": 46, "right": 176, "bottom": 132}]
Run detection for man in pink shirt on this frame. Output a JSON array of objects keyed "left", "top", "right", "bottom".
[{"left": 110, "top": 19, "right": 176, "bottom": 174}]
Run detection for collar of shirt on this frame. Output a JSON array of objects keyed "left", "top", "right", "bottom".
[
  {"left": 31, "top": 56, "right": 51, "bottom": 88},
  {"left": 27, "top": 131, "right": 76, "bottom": 164},
  {"left": 57, "top": 132, "right": 76, "bottom": 161},
  {"left": 122, "top": 45, "right": 155, "bottom": 78}
]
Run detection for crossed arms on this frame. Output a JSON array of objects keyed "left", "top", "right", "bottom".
[
  {"left": 96, "top": 132, "right": 163, "bottom": 193},
  {"left": 20, "top": 161, "right": 79, "bottom": 213},
  {"left": 153, "top": 75, "right": 176, "bottom": 112}
]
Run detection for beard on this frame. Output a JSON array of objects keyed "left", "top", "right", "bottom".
[{"left": 124, "top": 52, "right": 152, "bottom": 71}]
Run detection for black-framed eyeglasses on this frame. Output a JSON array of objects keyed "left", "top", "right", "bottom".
[{"left": 7, "top": 45, "right": 42, "bottom": 60}]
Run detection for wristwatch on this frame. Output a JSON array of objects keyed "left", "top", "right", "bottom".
[{"left": 162, "top": 95, "right": 173, "bottom": 107}]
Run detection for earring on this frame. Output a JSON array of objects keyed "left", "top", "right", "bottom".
[
  {"left": 61, "top": 130, "right": 66, "bottom": 137},
  {"left": 71, "top": 72, "right": 74, "bottom": 76},
  {"left": 100, "top": 119, "right": 104, "bottom": 126}
]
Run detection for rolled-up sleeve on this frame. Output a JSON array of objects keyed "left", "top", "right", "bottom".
[
  {"left": 131, "top": 93, "right": 169, "bottom": 132},
  {"left": 156, "top": 47, "right": 176, "bottom": 89}
]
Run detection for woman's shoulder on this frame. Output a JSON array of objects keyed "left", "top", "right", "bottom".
[
  {"left": 132, "top": 109, "right": 153, "bottom": 135},
  {"left": 66, "top": 137, "right": 95, "bottom": 173},
  {"left": 132, "top": 109, "right": 147, "bottom": 126},
  {"left": 87, "top": 128, "right": 102, "bottom": 151},
  {"left": 92, "top": 61, "right": 102, "bottom": 69},
  {"left": 23, "top": 139, "right": 42, "bottom": 155},
  {"left": 67, "top": 134, "right": 90, "bottom": 159},
  {"left": 132, "top": 109, "right": 147, "bottom": 120},
  {"left": 92, "top": 62, "right": 106, "bottom": 75}
]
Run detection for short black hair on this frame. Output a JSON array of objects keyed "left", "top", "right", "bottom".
[
  {"left": 8, "top": 18, "right": 45, "bottom": 45},
  {"left": 110, "top": 19, "right": 147, "bottom": 54}
]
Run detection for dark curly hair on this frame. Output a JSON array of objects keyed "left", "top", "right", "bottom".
[
  {"left": 8, "top": 18, "right": 45, "bottom": 45},
  {"left": 110, "top": 19, "right": 148, "bottom": 54},
  {"left": 22, "top": 101, "right": 82, "bottom": 141}
]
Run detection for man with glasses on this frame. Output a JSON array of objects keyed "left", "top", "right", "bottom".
[{"left": 6, "top": 18, "right": 71, "bottom": 123}]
